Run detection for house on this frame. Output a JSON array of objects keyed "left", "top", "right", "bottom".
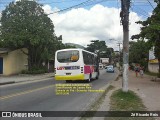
[
  {"left": 114, "top": 51, "right": 120, "bottom": 55},
  {"left": 100, "top": 58, "right": 109, "bottom": 66},
  {"left": 0, "top": 48, "right": 28, "bottom": 75},
  {"left": 148, "top": 47, "right": 159, "bottom": 73},
  {"left": 148, "top": 59, "right": 159, "bottom": 73}
]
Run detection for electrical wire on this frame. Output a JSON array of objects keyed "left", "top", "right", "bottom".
[
  {"left": 0, "top": 0, "right": 156, "bottom": 18},
  {"left": 38, "top": 0, "right": 85, "bottom": 4},
  {"left": 47, "top": 0, "right": 110, "bottom": 15},
  {"left": 146, "top": 0, "right": 154, "bottom": 9},
  {"left": 47, "top": 0, "right": 93, "bottom": 14},
  {"left": 131, "top": 6, "right": 149, "bottom": 18},
  {"left": 131, "top": 0, "right": 150, "bottom": 18}
]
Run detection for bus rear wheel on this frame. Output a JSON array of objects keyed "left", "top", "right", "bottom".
[
  {"left": 95, "top": 72, "right": 99, "bottom": 80},
  {"left": 95, "top": 75, "right": 99, "bottom": 80},
  {"left": 87, "top": 74, "right": 91, "bottom": 83},
  {"left": 66, "top": 80, "right": 71, "bottom": 83}
]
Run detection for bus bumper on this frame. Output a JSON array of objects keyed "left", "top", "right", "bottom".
[{"left": 55, "top": 74, "right": 85, "bottom": 80}]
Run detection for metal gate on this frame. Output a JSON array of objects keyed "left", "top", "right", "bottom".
[{"left": 0, "top": 57, "right": 3, "bottom": 74}]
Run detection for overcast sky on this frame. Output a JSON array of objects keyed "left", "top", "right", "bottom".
[{"left": 0, "top": 0, "right": 156, "bottom": 51}]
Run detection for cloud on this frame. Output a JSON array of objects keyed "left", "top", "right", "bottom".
[{"left": 43, "top": 4, "right": 142, "bottom": 51}]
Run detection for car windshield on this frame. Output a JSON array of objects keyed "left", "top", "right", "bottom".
[
  {"left": 57, "top": 50, "right": 79, "bottom": 63},
  {"left": 107, "top": 67, "right": 113, "bottom": 69}
]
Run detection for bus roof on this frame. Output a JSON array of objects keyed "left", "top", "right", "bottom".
[
  {"left": 56, "top": 48, "right": 82, "bottom": 52},
  {"left": 56, "top": 48, "right": 97, "bottom": 56}
]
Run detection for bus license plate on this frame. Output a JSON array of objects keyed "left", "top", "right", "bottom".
[{"left": 66, "top": 73, "right": 71, "bottom": 75}]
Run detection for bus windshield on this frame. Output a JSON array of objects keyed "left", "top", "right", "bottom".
[{"left": 57, "top": 50, "right": 79, "bottom": 63}]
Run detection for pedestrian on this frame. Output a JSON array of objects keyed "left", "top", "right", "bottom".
[
  {"left": 134, "top": 65, "right": 139, "bottom": 77},
  {"left": 139, "top": 66, "right": 144, "bottom": 78},
  {"left": 129, "top": 66, "right": 131, "bottom": 71}
]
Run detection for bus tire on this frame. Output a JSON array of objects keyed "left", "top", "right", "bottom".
[
  {"left": 66, "top": 80, "right": 71, "bottom": 83},
  {"left": 95, "top": 72, "right": 99, "bottom": 80},
  {"left": 96, "top": 75, "right": 99, "bottom": 79},
  {"left": 87, "top": 74, "right": 91, "bottom": 83}
]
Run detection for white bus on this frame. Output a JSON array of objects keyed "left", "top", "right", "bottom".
[{"left": 54, "top": 48, "right": 99, "bottom": 82}]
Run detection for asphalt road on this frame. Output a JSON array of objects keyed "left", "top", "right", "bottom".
[{"left": 0, "top": 68, "right": 118, "bottom": 120}]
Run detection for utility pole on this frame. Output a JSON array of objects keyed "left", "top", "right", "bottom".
[
  {"left": 120, "top": 0, "right": 130, "bottom": 92},
  {"left": 117, "top": 43, "right": 122, "bottom": 53},
  {"left": 117, "top": 43, "right": 122, "bottom": 70}
]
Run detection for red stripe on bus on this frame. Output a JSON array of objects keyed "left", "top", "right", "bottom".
[{"left": 84, "top": 65, "right": 95, "bottom": 74}]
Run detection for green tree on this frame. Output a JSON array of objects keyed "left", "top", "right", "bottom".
[
  {"left": 85, "top": 40, "right": 112, "bottom": 58},
  {"left": 64, "top": 44, "right": 76, "bottom": 49},
  {"left": 0, "top": 0, "right": 56, "bottom": 70},
  {"left": 85, "top": 40, "right": 106, "bottom": 52},
  {"left": 131, "top": 1, "right": 160, "bottom": 76},
  {"left": 129, "top": 40, "right": 151, "bottom": 71}
]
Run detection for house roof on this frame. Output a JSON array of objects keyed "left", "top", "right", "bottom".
[{"left": 0, "top": 48, "right": 10, "bottom": 54}]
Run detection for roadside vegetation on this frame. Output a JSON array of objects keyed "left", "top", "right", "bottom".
[
  {"left": 145, "top": 71, "right": 159, "bottom": 77},
  {"left": 131, "top": 1, "right": 160, "bottom": 77},
  {"left": 129, "top": 40, "right": 151, "bottom": 71},
  {"left": 110, "top": 89, "right": 146, "bottom": 111},
  {"left": 105, "top": 89, "right": 154, "bottom": 120},
  {"left": 21, "top": 66, "right": 48, "bottom": 74},
  {"left": 0, "top": 0, "right": 77, "bottom": 74},
  {"left": 85, "top": 40, "right": 113, "bottom": 59}
]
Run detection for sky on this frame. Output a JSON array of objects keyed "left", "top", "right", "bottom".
[{"left": 0, "top": 0, "right": 157, "bottom": 51}]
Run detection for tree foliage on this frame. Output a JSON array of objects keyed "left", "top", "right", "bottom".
[
  {"left": 85, "top": 40, "right": 113, "bottom": 61},
  {"left": 0, "top": 0, "right": 56, "bottom": 70},
  {"left": 129, "top": 40, "right": 151, "bottom": 70},
  {"left": 85, "top": 40, "right": 107, "bottom": 52},
  {"left": 131, "top": 1, "right": 160, "bottom": 75}
]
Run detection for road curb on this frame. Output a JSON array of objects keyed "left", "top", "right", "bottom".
[
  {"left": 93, "top": 72, "right": 119, "bottom": 105},
  {"left": 77, "top": 70, "right": 120, "bottom": 120},
  {"left": 91, "top": 69, "right": 120, "bottom": 109},
  {"left": 0, "top": 76, "right": 54, "bottom": 86},
  {"left": 0, "top": 81, "right": 15, "bottom": 85}
]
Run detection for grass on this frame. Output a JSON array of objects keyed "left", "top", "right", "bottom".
[
  {"left": 110, "top": 89, "right": 146, "bottom": 111},
  {"left": 145, "top": 71, "right": 158, "bottom": 77},
  {"left": 105, "top": 89, "right": 154, "bottom": 120}
]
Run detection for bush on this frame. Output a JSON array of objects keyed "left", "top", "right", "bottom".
[
  {"left": 145, "top": 71, "right": 158, "bottom": 77},
  {"left": 158, "top": 73, "right": 160, "bottom": 78},
  {"left": 21, "top": 66, "right": 48, "bottom": 74},
  {"left": 129, "top": 64, "right": 134, "bottom": 70}
]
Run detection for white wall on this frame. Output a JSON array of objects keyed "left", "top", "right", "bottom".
[{"left": 148, "top": 63, "right": 159, "bottom": 73}]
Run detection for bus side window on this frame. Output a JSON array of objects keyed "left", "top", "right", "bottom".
[
  {"left": 88, "top": 53, "right": 92, "bottom": 65},
  {"left": 94, "top": 56, "right": 96, "bottom": 65},
  {"left": 83, "top": 51, "right": 90, "bottom": 65},
  {"left": 91, "top": 54, "right": 94, "bottom": 65}
]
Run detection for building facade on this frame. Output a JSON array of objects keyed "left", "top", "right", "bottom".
[
  {"left": 148, "top": 47, "right": 159, "bottom": 73},
  {"left": 0, "top": 48, "right": 28, "bottom": 75}
]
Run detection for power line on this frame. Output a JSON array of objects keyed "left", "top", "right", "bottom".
[
  {"left": 47, "top": 0, "right": 92, "bottom": 14},
  {"left": 39, "top": 0, "right": 85, "bottom": 4},
  {"left": 80, "top": 0, "right": 111, "bottom": 8},
  {"left": 0, "top": 0, "right": 155, "bottom": 17},
  {"left": 131, "top": 1, "right": 149, "bottom": 18},
  {"left": 146, "top": 0, "right": 154, "bottom": 9},
  {"left": 47, "top": 0, "right": 109, "bottom": 15},
  {"left": 131, "top": 7, "right": 149, "bottom": 18}
]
